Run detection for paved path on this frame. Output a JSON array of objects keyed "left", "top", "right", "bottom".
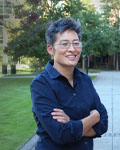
[
  {"left": 93, "top": 71, "right": 120, "bottom": 150},
  {"left": 20, "top": 71, "right": 120, "bottom": 150}
]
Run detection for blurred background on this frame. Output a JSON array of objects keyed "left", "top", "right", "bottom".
[
  {"left": 0, "top": 0, "right": 120, "bottom": 74},
  {"left": 0, "top": 0, "right": 119, "bottom": 150}
]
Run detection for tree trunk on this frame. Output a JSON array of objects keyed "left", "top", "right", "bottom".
[
  {"left": 116, "top": 52, "right": 119, "bottom": 71},
  {"left": 113, "top": 54, "right": 116, "bottom": 70},
  {"left": 39, "top": 58, "right": 43, "bottom": 72},
  {"left": 82, "top": 56, "right": 86, "bottom": 72}
]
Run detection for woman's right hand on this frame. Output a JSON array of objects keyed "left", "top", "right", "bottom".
[{"left": 51, "top": 108, "right": 70, "bottom": 124}]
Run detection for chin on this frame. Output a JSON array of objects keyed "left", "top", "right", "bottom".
[
  {"left": 60, "top": 60, "right": 78, "bottom": 67},
  {"left": 66, "top": 63, "right": 77, "bottom": 67},
  {"left": 68, "top": 61, "right": 78, "bottom": 66}
]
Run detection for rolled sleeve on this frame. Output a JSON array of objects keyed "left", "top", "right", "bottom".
[
  {"left": 70, "top": 120, "right": 83, "bottom": 140},
  {"left": 31, "top": 78, "right": 83, "bottom": 145},
  {"left": 93, "top": 90, "right": 108, "bottom": 137}
]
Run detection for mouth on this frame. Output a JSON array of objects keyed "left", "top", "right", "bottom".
[{"left": 66, "top": 55, "right": 77, "bottom": 59}]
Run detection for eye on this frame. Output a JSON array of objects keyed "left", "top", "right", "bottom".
[
  {"left": 61, "top": 43, "right": 68, "bottom": 46},
  {"left": 60, "top": 42, "right": 69, "bottom": 48},
  {"left": 73, "top": 42, "right": 80, "bottom": 47}
]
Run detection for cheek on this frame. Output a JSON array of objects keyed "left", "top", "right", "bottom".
[
  {"left": 55, "top": 50, "right": 66, "bottom": 57},
  {"left": 77, "top": 49, "right": 82, "bottom": 55}
]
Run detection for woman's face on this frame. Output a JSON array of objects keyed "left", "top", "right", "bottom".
[{"left": 52, "top": 30, "right": 82, "bottom": 68}]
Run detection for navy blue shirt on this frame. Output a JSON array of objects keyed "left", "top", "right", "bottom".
[{"left": 31, "top": 61, "right": 108, "bottom": 150}]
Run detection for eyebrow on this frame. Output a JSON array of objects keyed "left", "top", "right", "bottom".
[{"left": 60, "top": 39, "right": 80, "bottom": 42}]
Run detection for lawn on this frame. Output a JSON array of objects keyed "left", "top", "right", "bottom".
[
  {"left": 90, "top": 75, "right": 97, "bottom": 80},
  {"left": 0, "top": 78, "right": 36, "bottom": 150}
]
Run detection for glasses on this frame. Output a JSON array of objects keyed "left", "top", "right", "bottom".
[{"left": 55, "top": 40, "right": 82, "bottom": 49}]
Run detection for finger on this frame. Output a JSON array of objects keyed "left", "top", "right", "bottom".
[
  {"left": 52, "top": 116, "right": 65, "bottom": 120},
  {"left": 51, "top": 112, "right": 64, "bottom": 116},
  {"left": 53, "top": 116, "right": 68, "bottom": 123},
  {"left": 52, "top": 115, "right": 69, "bottom": 124},
  {"left": 53, "top": 116, "right": 67, "bottom": 123},
  {"left": 53, "top": 108, "right": 63, "bottom": 112},
  {"left": 57, "top": 119, "right": 67, "bottom": 124}
]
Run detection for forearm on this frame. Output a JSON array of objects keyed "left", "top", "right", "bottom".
[
  {"left": 83, "top": 128, "right": 97, "bottom": 137},
  {"left": 81, "top": 110, "right": 100, "bottom": 136}
]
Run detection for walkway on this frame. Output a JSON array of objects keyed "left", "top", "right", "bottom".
[
  {"left": 20, "top": 71, "right": 120, "bottom": 150},
  {"left": 93, "top": 71, "right": 120, "bottom": 150}
]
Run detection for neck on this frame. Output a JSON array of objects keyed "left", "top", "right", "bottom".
[{"left": 53, "top": 62, "right": 74, "bottom": 84}]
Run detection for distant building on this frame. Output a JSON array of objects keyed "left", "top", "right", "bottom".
[{"left": 0, "top": 0, "right": 20, "bottom": 72}]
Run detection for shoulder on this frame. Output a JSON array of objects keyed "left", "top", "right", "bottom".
[
  {"left": 31, "top": 70, "right": 49, "bottom": 88},
  {"left": 34, "top": 70, "right": 48, "bottom": 80},
  {"left": 76, "top": 68, "right": 92, "bottom": 82},
  {"left": 82, "top": 72, "right": 91, "bottom": 81}
]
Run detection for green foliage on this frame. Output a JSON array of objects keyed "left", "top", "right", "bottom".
[
  {"left": 100, "top": 0, "right": 120, "bottom": 53},
  {"left": 72, "top": 9, "right": 112, "bottom": 56},
  {"left": 4, "top": 0, "right": 84, "bottom": 63},
  {"left": 4, "top": 0, "right": 120, "bottom": 66},
  {"left": 99, "top": 0, "right": 120, "bottom": 70}
]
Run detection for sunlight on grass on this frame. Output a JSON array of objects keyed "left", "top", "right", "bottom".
[{"left": 0, "top": 78, "right": 36, "bottom": 150}]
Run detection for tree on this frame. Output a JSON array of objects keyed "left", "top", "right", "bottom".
[
  {"left": 4, "top": 0, "right": 85, "bottom": 70},
  {"left": 5, "top": 0, "right": 118, "bottom": 70},
  {"left": 4, "top": 0, "right": 60, "bottom": 69},
  {"left": 100, "top": 0, "right": 120, "bottom": 70},
  {"left": 70, "top": 3, "right": 113, "bottom": 70}
]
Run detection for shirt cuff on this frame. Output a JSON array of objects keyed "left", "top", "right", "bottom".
[
  {"left": 69, "top": 120, "right": 83, "bottom": 140},
  {"left": 92, "top": 124, "right": 101, "bottom": 137}
]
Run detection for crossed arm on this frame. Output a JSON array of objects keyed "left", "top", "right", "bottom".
[{"left": 51, "top": 108, "right": 100, "bottom": 137}]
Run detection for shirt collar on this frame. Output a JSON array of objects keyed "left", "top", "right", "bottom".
[
  {"left": 74, "top": 66, "right": 83, "bottom": 78},
  {"left": 45, "top": 60, "right": 83, "bottom": 80},
  {"left": 45, "top": 61, "right": 61, "bottom": 79}
]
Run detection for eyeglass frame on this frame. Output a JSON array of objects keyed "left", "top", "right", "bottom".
[{"left": 54, "top": 40, "right": 82, "bottom": 49}]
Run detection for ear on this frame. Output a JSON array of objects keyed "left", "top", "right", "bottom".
[{"left": 47, "top": 44, "right": 54, "bottom": 57}]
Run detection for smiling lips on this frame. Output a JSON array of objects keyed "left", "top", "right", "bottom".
[{"left": 66, "top": 55, "right": 77, "bottom": 60}]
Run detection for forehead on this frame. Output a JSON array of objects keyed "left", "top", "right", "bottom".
[{"left": 55, "top": 30, "right": 79, "bottom": 42}]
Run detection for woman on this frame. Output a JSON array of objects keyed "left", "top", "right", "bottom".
[{"left": 31, "top": 18, "right": 108, "bottom": 150}]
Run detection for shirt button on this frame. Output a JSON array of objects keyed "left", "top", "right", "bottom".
[
  {"left": 73, "top": 93, "right": 76, "bottom": 96},
  {"left": 85, "top": 141, "right": 87, "bottom": 144}
]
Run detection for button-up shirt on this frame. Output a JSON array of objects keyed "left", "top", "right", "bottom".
[{"left": 31, "top": 61, "right": 108, "bottom": 150}]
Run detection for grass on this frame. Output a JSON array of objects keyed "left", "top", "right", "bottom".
[
  {"left": 90, "top": 75, "right": 97, "bottom": 80},
  {"left": 0, "top": 78, "right": 36, "bottom": 150},
  {"left": 0, "top": 71, "right": 40, "bottom": 78},
  {"left": 88, "top": 68, "right": 103, "bottom": 73},
  {"left": 0, "top": 73, "right": 35, "bottom": 77}
]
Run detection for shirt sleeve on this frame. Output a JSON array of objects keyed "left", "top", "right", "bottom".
[
  {"left": 31, "top": 77, "right": 83, "bottom": 145},
  {"left": 92, "top": 90, "right": 108, "bottom": 137},
  {"left": 88, "top": 76, "right": 108, "bottom": 137}
]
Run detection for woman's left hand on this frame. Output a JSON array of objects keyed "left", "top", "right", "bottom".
[{"left": 51, "top": 108, "right": 70, "bottom": 124}]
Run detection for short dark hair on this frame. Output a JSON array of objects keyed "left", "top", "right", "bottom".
[{"left": 45, "top": 18, "right": 82, "bottom": 45}]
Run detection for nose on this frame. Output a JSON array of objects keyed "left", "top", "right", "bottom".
[{"left": 68, "top": 43, "right": 75, "bottom": 51}]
